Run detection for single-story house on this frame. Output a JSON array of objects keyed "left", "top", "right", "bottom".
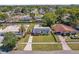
[
  {"left": 39, "top": 8, "right": 45, "bottom": 15},
  {"left": 11, "top": 15, "right": 22, "bottom": 22},
  {"left": 34, "top": 16, "right": 43, "bottom": 22},
  {"left": 0, "top": 20, "right": 5, "bottom": 23},
  {"left": 32, "top": 27, "right": 51, "bottom": 35},
  {"left": 31, "top": 9, "right": 38, "bottom": 14},
  {"left": 20, "top": 16, "right": 32, "bottom": 22},
  {"left": 2, "top": 25, "right": 22, "bottom": 36},
  {"left": 52, "top": 24, "right": 78, "bottom": 35}
]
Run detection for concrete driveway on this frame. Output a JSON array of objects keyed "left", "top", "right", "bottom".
[{"left": 58, "top": 35, "right": 72, "bottom": 50}]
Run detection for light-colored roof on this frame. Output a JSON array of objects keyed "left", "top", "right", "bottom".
[
  {"left": 34, "top": 27, "right": 50, "bottom": 29},
  {"left": 22, "top": 16, "right": 32, "bottom": 20},
  {"left": 3, "top": 25, "right": 20, "bottom": 32},
  {"left": 33, "top": 26, "right": 51, "bottom": 32}
]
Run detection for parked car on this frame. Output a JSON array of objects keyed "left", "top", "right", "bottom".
[{"left": 70, "top": 35, "right": 79, "bottom": 39}]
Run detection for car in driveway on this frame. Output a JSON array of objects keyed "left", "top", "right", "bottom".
[{"left": 70, "top": 35, "right": 79, "bottom": 39}]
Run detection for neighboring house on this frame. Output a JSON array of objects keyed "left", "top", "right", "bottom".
[
  {"left": 21, "top": 16, "right": 32, "bottom": 22},
  {"left": 52, "top": 24, "right": 78, "bottom": 35},
  {"left": 0, "top": 20, "right": 5, "bottom": 22},
  {"left": 62, "top": 14, "right": 70, "bottom": 20},
  {"left": 48, "top": 7, "right": 56, "bottom": 12},
  {"left": 13, "top": 7, "right": 22, "bottom": 14},
  {"left": 39, "top": 8, "right": 45, "bottom": 15},
  {"left": 3, "top": 25, "right": 22, "bottom": 36},
  {"left": 32, "top": 27, "right": 51, "bottom": 35},
  {"left": 31, "top": 8, "right": 38, "bottom": 14},
  {"left": 0, "top": 25, "right": 23, "bottom": 44},
  {"left": 11, "top": 15, "right": 22, "bottom": 22},
  {"left": 34, "top": 16, "right": 42, "bottom": 22}
]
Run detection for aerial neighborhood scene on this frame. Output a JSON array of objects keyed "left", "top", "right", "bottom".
[{"left": 0, "top": 5, "right": 79, "bottom": 53}]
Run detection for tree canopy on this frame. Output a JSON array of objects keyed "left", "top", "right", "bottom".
[
  {"left": 0, "top": 13, "right": 8, "bottom": 20},
  {"left": 42, "top": 12, "right": 57, "bottom": 27},
  {"left": 1, "top": 32, "right": 17, "bottom": 52}
]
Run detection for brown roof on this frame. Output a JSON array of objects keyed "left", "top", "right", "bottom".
[{"left": 52, "top": 24, "right": 77, "bottom": 33}]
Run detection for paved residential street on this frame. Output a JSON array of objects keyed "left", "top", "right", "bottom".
[{"left": 7, "top": 50, "right": 79, "bottom": 54}]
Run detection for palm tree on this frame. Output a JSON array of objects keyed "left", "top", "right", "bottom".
[{"left": 19, "top": 24, "right": 26, "bottom": 33}]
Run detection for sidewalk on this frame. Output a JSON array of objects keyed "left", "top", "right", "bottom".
[{"left": 19, "top": 42, "right": 59, "bottom": 44}]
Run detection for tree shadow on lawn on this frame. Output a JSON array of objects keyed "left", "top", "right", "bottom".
[{"left": 0, "top": 45, "right": 15, "bottom": 52}]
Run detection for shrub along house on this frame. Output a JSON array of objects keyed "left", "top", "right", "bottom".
[
  {"left": 52, "top": 24, "right": 78, "bottom": 35},
  {"left": 32, "top": 27, "right": 51, "bottom": 35}
]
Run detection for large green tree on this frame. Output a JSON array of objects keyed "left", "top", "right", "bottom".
[
  {"left": 42, "top": 12, "right": 57, "bottom": 27},
  {"left": 0, "top": 13, "right": 8, "bottom": 20},
  {"left": 19, "top": 24, "right": 26, "bottom": 33},
  {"left": 0, "top": 6, "right": 13, "bottom": 12},
  {"left": 1, "top": 32, "right": 17, "bottom": 52},
  {"left": 55, "top": 7, "right": 79, "bottom": 26}
]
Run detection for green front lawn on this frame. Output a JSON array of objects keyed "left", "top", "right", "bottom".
[
  {"left": 68, "top": 44, "right": 79, "bottom": 50},
  {"left": 32, "top": 34, "right": 56, "bottom": 42},
  {"left": 16, "top": 34, "right": 29, "bottom": 50},
  {"left": 77, "top": 33, "right": 79, "bottom": 37},
  {"left": 15, "top": 44, "right": 26, "bottom": 51},
  {"left": 32, "top": 44, "right": 62, "bottom": 51},
  {"left": 52, "top": 33, "right": 60, "bottom": 42}
]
